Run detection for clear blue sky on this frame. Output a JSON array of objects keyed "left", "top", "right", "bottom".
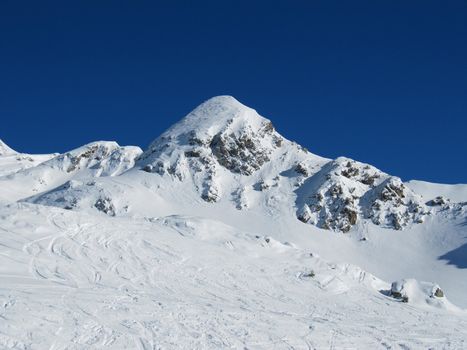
[{"left": 1, "top": 1, "right": 466, "bottom": 183}]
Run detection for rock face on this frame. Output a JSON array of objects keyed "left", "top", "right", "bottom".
[
  {"left": 137, "top": 96, "right": 285, "bottom": 202},
  {"left": 209, "top": 120, "right": 278, "bottom": 175},
  {"left": 363, "top": 177, "right": 428, "bottom": 230},
  {"left": 296, "top": 158, "right": 428, "bottom": 232},
  {"left": 426, "top": 196, "right": 448, "bottom": 207}
]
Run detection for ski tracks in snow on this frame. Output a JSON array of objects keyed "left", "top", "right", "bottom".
[{"left": 0, "top": 206, "right": 466, "bottom": 349}]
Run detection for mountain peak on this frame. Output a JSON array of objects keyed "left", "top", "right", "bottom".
[
  {"left": 159, "top": 95, "right": 269, "bottom": 143},
  {"left": 201, "top": 95, "right": 243, "bottom": 106},
  {"left": 0, "top": 139, "right": 17, "bottom": 156},
  {"left": 138, "top": 96, "right": 285, "bottom": 180}
]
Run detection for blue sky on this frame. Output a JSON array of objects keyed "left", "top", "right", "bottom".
[{"left": 1, "top": 1, "right": 466, "bottom": 183}]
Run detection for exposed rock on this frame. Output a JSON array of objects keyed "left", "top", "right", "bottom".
[
  {"left": 254, "top": 179, "right": 270, "bottom": 191},
  {"left": 295, "top": 162, "right": 309, "bottom": 176},
  {"left": 390, "top": 281, "right": 409, "bottom": 302},
  {"left": 341, "top": 162, "right": 359, "bottom": 178},
  {"left": 210, "top": 132, "right": 271, "bottom": 175},
  {"left": 137, "top": 96, "right": 286, "bottom": 203},
  {"left": 201, "top": 173, "right": 220, "bottom": 203},
  {"left": 389, "top": 279, "right": 448, "bottom": 306},
  {"left": 66, "top": 144, "right": 102, "bottom": 173},
  {"left": 426, "top": 196, "right": 448, "bottom": 206},
  {"left": 297, "top": 204, "right": 312, "bottom": 224},
  {"left": 94, "top": 197, "right": 116, "bottom": 216},
  {"left": 45, "top": 142, "right": 142, "bottom": 176},
  {"left": 300, "top": 270, "right": 315, "bottom": 278},
  {"left": 361, "top": 173, "right": 380, "bottom": 186},
  {"left": 184, "top": 150, "right": 201, "bottom": 158},
  {"left": 142, "top": 164, "right": 153, "bottom": 173},
  {"left": 364, "top": 178, "right": 428, "bottom": 230},
  {"left": 434, "top": 288, "right": 444, "bottom": 298},
  {"left": 296, "top": 158, "right": 428, "bottom": 232}
]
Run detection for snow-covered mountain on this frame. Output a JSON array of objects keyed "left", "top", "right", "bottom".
[
  {"left": 1, "top": 96, "right": 467, "bottom": 349},
  {"left": 24, "top": 96, "right": 463, "bottom": 232},
  {"left": 0, "top": 139, "right": 16, "bottom": 156},
  {"left": 0, "top": 139, "right": 58, "bottom": 178},
  {"left": 0, "top": 141, "right": 142, "bottom": 202}
]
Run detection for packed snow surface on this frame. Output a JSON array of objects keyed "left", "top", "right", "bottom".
[{"left": 1, "top": 96, "right": 466, "bottom": 349}]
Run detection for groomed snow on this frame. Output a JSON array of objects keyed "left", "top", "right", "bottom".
[{"left": 1, "top": 204, "right": 466, "bottom": 349}]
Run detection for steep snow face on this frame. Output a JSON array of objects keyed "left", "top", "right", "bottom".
[{"left": 0, "top": 141, "right": 142, "bottom": 202}]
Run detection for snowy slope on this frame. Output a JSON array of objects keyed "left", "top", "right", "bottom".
[
  {"left": 407, "top": 179, "right": 467, "bottom": 203},
  {"left": 1, "top": 204, "right": 466, "bottom": 349},
  {"left": 0, "top": 139, "right": 16, "bottom": 156},
  {"left": 0, "top": 141, "right": 142, "bottom": 202},
  {"left": 1, "top": 96, "right": 467, "bottom": 349},
  {"left": 0, "top": 139, "right": 57, "bottom": 178}
]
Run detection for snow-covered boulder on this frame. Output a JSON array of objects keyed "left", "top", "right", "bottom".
[{"left": 389, "top": 279, "right": 460, "bottom": 311}]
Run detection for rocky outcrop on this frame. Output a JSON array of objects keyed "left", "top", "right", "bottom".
[
  {"left": 94, "top": 197, "right": 116, "bottom": 216},
  {"left": 298, "top": 182, "right": 359, "bottom": 233},
  {"left": 296, "top": 158, "right": 428, "bottom": 232},
  {"left": 137, "top": 96, "right": 285, "bottom": 202},
  {"left": 47, "top": 142, "right": 142, "bottom": 176},
  {"left": 363, "top": 177, "right": 428, "bottom": 230},
  {"left": 426, "top": 196, "right": 448, "bottom": 207},
  {"left": 210, "top": 120, "right": 279, "bottom": 175}
]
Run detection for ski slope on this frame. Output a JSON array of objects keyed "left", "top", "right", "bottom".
[{"left": 1, "top": 204, "right": 466, "bottom": 349}]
